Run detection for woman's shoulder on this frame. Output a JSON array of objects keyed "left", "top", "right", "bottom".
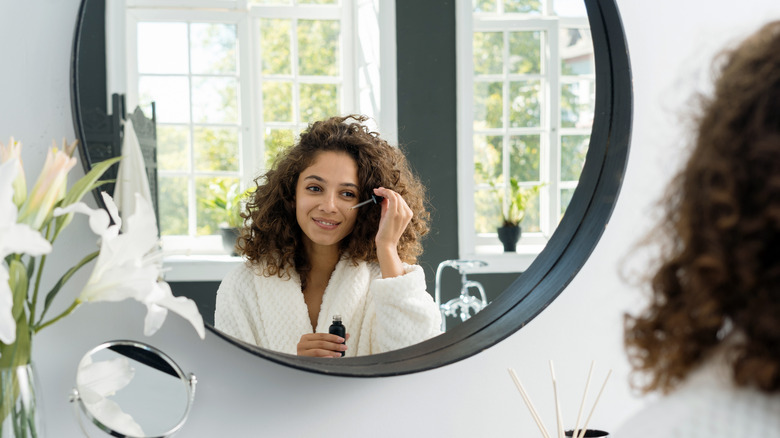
[
  {"left": 221, "top": 260, "right": 297, "bottom": 288},
  {"left": 223, "top": 261, "right": 255, "bottom": 280},
  {"left": 615, "top": 359, "right": 780, "bottom": 437},
  {"left": 219, "top": 261, "right": 263, "bottom": 291}
]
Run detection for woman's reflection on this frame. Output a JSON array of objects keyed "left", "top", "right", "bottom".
[{"left": 214, "top": 114, "right": 442, "bottom": 356}]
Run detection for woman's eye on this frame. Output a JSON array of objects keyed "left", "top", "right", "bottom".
[
  {"left": 342, "top": 191, "right": 357, "bottom": 198},
  {"left": 306, "top": 186, "right": 322, "bottom": 192}
]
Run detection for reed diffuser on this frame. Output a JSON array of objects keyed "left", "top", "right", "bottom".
[{"left": 508, "top": 360, "right": 611, "bottom": 438}]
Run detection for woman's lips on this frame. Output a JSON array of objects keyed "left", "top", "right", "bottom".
[{"left": 312, "top": 218, "right": 340, "bottom": 230}]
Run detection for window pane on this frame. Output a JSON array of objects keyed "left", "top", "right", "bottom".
[
  {"left": 299, "top": 83, "right": 338, "bottom": 123},
  {"left": 475, "top": 189, "right": 502, "bottom": 234},
  {"left": 262, "top": 81, "right": 293, "bottom": 122},
  {"left": 299, "top": 0, "right": 338, "bottom": 4},
  {"left": 264, "top": 128, "right": 295, "bottom": 167},
  {"left": 473, "top": 135, "right": 502, "bottom": 185},
  {"left": 509, "top": 80, "right": 541, "bottom": 127},
  {"left": 298, "top": 20, "right": 340, "bottom": 76},
  {"left": 509, "top": 135, "right": 540, "bottom": 181},
  {"left": 193, "top": 127, "right": 239, "bottom": 172},
  {"left": 159, "top": 176, "right": 188, "bottom": 236},
  {"left": 473, "top": 0, "right": 497, "bottom": 13},
  {"left": 519, "top": 190, "right": 540, "bottom": 232},
  {"left": 190, "top": 23, "right": 237, "bottom": 75},
  {"left": 192, "top": 77, "right": 239, "bottom": 124},
  {"left": 560, "top": 187, "right": 574, "bottom": 219},
  {"left": 504, "top": 0, "right": 542, "bottom": 14},
  {"left": 474, "top": 81, "right": 503, "bottom": 129},
  {"left": 196, "top": 176, "right": 239, "bottom": 235},
  {"left": 561, "top": 81, "right": 594, "bottom": 128},
  {"left": 561, "top": 134, "right": 589, "bottom": 181},
  {"left": 260, "top": 19, "right": 292, "bottom": 75},
  {"left": 473, "top": 32, "right": 503, "bottom": 75},
  {"left": 561, "top": 28, "right": 595, "bottom": 75},
  {"left": 157, "top": 125, "right": 190, "bottom": 171},
  {"left": 508, "top": 31, "right": 541, "bottom": 74},
  {"left": 554, "top": 0, "right": 587, "bottom": 17},
  {"left": 139, "top": 76, "right": 190, "bottom": 123},
  {"left": 137, "top": 22, "right": 188, "bottom": 74},
  {"left": 250, "top": 0, "right": 291, "bottom": 4}
]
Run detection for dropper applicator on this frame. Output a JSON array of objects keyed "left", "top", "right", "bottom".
[{"left": 350, "top": 194, "right": 384, "bottom": 209}]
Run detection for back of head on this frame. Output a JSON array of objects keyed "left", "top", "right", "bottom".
[{"left": 625, "top": 20, "right": 780, "bottom": 394}]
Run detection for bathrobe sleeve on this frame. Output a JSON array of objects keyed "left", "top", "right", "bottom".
[
  {"left": 357, "top": 264, "right": 443, "bottom": 355},
  {"left": 214, "top": 265, "right": 263, "bottom": 346}
]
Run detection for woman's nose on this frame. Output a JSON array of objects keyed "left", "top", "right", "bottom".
[{"left": 319, "top": 193, "right": 338, "bottom": 212}]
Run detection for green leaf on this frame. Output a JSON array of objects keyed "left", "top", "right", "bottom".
[
  {"left": 62, "top": 156, "right": 122, "bottom": 208},
  {"left": 8, "top": 260, "right": 28, "bottom": 321},
  {"left": 25, "top": 256, "right": 35, "bottom": 282},
  {"left": 37, "top": 250, "right": 99, "bottom": 326},
  {"left": 0, "top": 307, "right": 31, "bottom": 368}
]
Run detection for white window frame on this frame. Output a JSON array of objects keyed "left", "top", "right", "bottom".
[
  {"left": 113, "top": 0, "right": 396, "bottom": 260},
  {"left": 125, "top": 8, "right": 251, "bottom": 254},
  {"left": 456, "top": 1, "right": 591, "bottom": 273}
]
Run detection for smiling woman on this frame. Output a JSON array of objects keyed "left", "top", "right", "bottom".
[
  {"left": 213, "top": 115, "right": 442, "bottom": 358},
  {"left": 70, "top": 0, "right": 632, "bottom": 376}
]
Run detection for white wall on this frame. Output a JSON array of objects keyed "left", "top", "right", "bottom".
[{"left": 3, "top": 1, "right": 780, "bottom": 436}]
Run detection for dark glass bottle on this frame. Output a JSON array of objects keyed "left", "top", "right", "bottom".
[{"left": 329, "top": 315, "right": 346, "bottom": 357}]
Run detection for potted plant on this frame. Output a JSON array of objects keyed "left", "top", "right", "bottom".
[
  {"left": 200, "top": 181, "right": 253, "bottom": 256},
  {"left": 492, "top": 177, "right": 541, "bottom": 252}
]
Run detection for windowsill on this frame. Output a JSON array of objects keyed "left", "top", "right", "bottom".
[
  {"left": 459, "top": 244, "right": 545, "bottom": 274},
  {"left": 163, "top": 254, "right": 244, "bottom": 282},
  {"left": 162, "top": 243, "right": 543, "bottom": 282}
]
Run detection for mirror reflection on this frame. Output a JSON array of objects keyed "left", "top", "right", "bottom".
[
  {"left": 74, "top": 0, "right": 595, "bottom": 356},
  {"left": 214, "top": 114, "right": 442, "bottom": 356},
  {"left": 70, "top": 340, "right": 196, "bottom": 438}
]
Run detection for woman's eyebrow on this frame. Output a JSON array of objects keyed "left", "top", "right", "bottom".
[{"left": 303, "top": 175, "right": 358, "bottom": 189}]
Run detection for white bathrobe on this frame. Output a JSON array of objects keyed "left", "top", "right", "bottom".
[
  {"left": 214, "top": 257, "right": 442, "bottom": 356},
  {"left": 615, "top": 355, "right": 780, "bottom": 437}
]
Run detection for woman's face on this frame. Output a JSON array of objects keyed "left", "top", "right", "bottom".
[{"left": 295, "top": 151, "right": 360, "bottom": 251}]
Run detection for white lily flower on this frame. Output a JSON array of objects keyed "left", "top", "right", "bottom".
[
  {"left": 0, "top": 159, "right": 52, "bottom": 344},
  {"left": 54, "top": 192, "right": 205, "bottom": 339},
  {"left": 77, "top": 354, "right": 145, "bottom": 437}
]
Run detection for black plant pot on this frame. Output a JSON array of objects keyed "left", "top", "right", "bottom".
[
  {"left": 497, "top": 225, "right": 521, "bottom": 252},
  {"left": 219, "top": 226, "right": 240, "bottom": 256}
]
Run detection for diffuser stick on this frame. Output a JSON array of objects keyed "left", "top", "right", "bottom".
[
  {"left": 571, "top": 361, "right": 595, "bottom": 438},
  {"left": 549, "top": 361, "right": 564, "bottom": 438},
  {"left": 576, "top": 369, "right": 612, "bottom": 438},
  {"left": 508, "top": 368, "right": 551, "bottom": 438}
]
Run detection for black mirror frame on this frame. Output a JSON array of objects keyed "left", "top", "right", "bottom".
[{"left": 70, "top": 0, "right": 631, "bottom": 377}]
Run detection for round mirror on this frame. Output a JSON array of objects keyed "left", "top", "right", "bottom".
[
  {"left": 70, "top": 0, "right": 631, "bottom": 377},
  {"left": 70, "top": 340, "right": 197, "bottom": 438}
]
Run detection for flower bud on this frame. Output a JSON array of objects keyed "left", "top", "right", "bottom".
[
  {"left": 0, "top": 137, "right": 27, "bottom": 208},
  {"left": 18, "top": 139, "right": 78, "bottom": 230}
]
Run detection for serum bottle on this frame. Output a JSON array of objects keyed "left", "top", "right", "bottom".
[{"left": 329, "top": 315, "right": 346, "bottom": 357}]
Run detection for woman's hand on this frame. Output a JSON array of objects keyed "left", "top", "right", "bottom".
[
  {"left": 372, "top": 187, "right": 412, "bottom": 278},
  {"left": 297, "top": 333, "right": 349, "bottom": 357}
]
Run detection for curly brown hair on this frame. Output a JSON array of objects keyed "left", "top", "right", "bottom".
[
  {"left": 625, "top": 21, "right": 780, "bottom": 394},
  {"left": 236, "top": 114, "right": 430, "bottom": 284}
]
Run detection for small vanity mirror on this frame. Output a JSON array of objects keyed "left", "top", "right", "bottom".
[{"left": 70, "top": 340, "right": 196, "bottom": 438}]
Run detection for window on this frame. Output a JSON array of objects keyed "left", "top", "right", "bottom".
[
  {"left": 457, "top": 0, "right": 594, "bottom": 269},
  {"left": 116, "top": 0, "right": 393, "bottom": 254}
]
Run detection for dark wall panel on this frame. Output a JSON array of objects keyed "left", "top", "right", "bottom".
[{"left": 396, "top": 1, "right": 516, "bottom": 329}]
